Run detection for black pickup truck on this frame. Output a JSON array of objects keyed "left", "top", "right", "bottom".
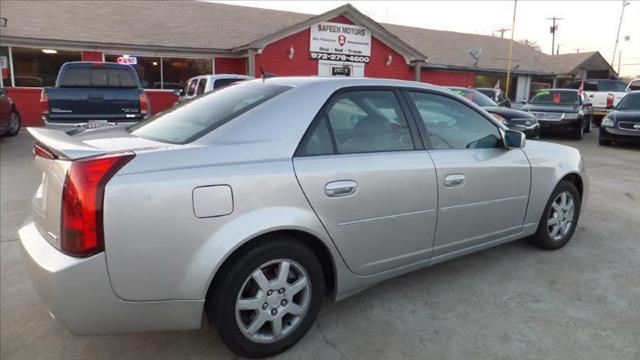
[{"left": 40, "top": 62, "right": 151, "bottom": 129}]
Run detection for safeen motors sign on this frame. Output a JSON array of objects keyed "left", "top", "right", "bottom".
[{"left": 310, "top": 22, "right": 371, "bottom": 63}]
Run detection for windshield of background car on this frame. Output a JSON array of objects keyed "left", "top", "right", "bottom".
[
  {"left": 616, "top": 92, "right": 640, "bottom": 110},
  {"left": 530, "top": 90, "right": 579, "bottom": 105},
  {"left": 599, "top": 80, "right": 627, "bottom": 92},
  {"left": 131, "top": 82, "right": 291, "bottom": 144},
  {"left": 449, "top": 88, "right": 497, "bottom": 107}
]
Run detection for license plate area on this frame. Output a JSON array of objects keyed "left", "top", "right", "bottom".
[{"left": 87, "top": 119, "right": 109, "bottom": 128}]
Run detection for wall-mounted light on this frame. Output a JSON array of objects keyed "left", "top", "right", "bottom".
[
  {"left": 386, "top": 54, "right": 393, "bottom": 66},
  {"left": 288, "top": 46, "right": 295, "bottom": 60},
  {"left": 41, "top": 49, "right": 58, "bottom": 54},
  {"left": 152, "top": 61, "right": 158, "bottom": 66}
]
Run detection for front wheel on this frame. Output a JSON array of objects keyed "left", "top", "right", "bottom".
[
  {"left": 529, "top": 181, "right": 581, "bottom": 250},
  {"left": 207, "top": 237, "right": 324, "bottom": 358},
  {"left": 5, "top": 111, "right": 21, "bottom": 137}
]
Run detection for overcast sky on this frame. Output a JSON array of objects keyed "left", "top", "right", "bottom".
[{"left": 212, "top": 0, "right": 640, "bottom": 77}]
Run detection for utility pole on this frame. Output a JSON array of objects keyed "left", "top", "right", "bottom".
[
  {"left": 505, "top": 0, "right": 518, "bottom": 97},
  {"left": 612, "top": 1, "right": 630, "bottom": 66},
  {"left": 618, "top": 50, "right": 622, "bottom": 74},
  {"left": 496, "top": 27, "right": 510, "bottom": 39},
  {"left": 556, "top": 44, "right": 563, "bottom": 55},
  {"left": 546, "top": 17, "right": 564, "bottom": 55}
]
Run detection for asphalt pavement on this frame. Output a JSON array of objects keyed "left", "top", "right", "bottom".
[{"left": 1, "top": 129, "right": 639, "bottom": 360}]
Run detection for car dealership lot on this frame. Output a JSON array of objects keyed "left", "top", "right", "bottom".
[{"left": 1, "top": 131, "right": 638, "bottom": 360}]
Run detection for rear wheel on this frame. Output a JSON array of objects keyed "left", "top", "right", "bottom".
[
  {"left": 583, "top": 116, "right": 591, "bottom": 134},
  {"left": 572, "top": 121, "right": 583, "bottom": 140},
  {"left": 529, "top": 181, "right": 581, "bottom": 250},
  {"left": 5, "top": 111, "right": 20, "bottom": 137},
  {"left": 207, "top": 236, "right": 324, "bottom": 358}
]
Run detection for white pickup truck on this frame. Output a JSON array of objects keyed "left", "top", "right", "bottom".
[{"left": 569, "top": 79, "right": 628, "bottom": 125}]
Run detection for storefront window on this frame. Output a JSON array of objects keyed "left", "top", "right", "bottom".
[
  {"left": 104, "top": 55, "right": 161, "bottom": 89},
  {"left": 1, "top": 47, "right": 11, "bottom": 87},
  {"left": 162, "top": 58, "right": 212, "bottom": 90},
  {"left": 9, "top": 47, "right": 81, "bottom": 87}
]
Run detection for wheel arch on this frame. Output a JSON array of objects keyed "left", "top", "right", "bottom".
[
  {"left": 204, "top": 229, "right": 337, "bottom": 305},
  {"left": 559, "top": 172, "right": 584, "bottom": 201}
]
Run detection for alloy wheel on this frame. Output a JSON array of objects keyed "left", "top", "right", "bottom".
[
  {"left": 8, "top": 112, "right": 20, "bottom": 133},
  {"left": 235, "top": 259, "right": 311, "bottom": 344},
  {"left": 547, "top": 191, "right": 575, "bottom": 241}
]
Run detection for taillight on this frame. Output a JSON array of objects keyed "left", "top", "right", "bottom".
[
  {"left": 139, "top": 93, "right": 149, "bottom": 115},
  {"left": 61, "top": 152, "right": 135, "bottom": 257},
  {"left": 33, "top": 143, "right": 56, "bottom": 160},
  {"left": 606, "top": 93, "right": 614, "bottom": 108},
  {"left": 40, "top": 90, "right": 49, "bottom": 116}
]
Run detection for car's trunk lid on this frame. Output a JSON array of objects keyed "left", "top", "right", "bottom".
[{"left": 27, "top": 127, "right": 167, "bottom": 250}]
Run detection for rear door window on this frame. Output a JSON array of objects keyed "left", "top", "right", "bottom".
[
  {"left": 196, "top": 79, "right": 206, "bottom": 95},
  {"left": 131, "top": 82, "right": 290, "bottom": 144},
  {"left": 187, "top": 79, "right": 198, "bottom": 96},
  {"left": 299, "top": 90, "right": 414, "bottom": 155}
]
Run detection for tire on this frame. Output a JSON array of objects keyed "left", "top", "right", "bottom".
[
  {"left": 593, "top": 115, "right": 603, "bottom": 127},
  {"left": 572, "top": 122, "right": 583, "bottom": 140},
  {"left": 529, "top": 181, "right": 581, "bottom": 250},
  {"left": 583, "top": 116, "right": 591, "bottom": 134},
  {"left": 5, "top": 111, "right": 21, "bottom": 137},
  {"left": 598, "top": 135, "right": 612, "bottom": 146},
  {"left": 207, "top": 236, "right": 324, "bottom": 358}
]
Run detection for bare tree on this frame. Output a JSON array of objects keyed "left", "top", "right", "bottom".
[{"left": 519, "top": 39, "right": 541, "bottom": 51}]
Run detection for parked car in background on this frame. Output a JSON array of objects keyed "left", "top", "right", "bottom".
[
  {"left": 20, "top": 77, "right": 588, "bottom": 358},
  {"left": 599, "top": 91, "right": 640, "bottom": 146},
  {"left": 0, "top": 88, "right": 21, "bottom": 137},
  {"left": 626, "top": 78, "right": 640, "bottom": 91},
  {"left": 568, "top": 79, "right": 627, "bottom": 125},
  {"left": 522, "top": 89, "right": 592, "bottom": 140},
  {"left": 41, "top": 62, "right": 151, "bottom": 129},
  {"left": 177, "top": 74, "right": 253, "bottom": 103},
  {"left": 448, "top": 87, "right": 539, "bottom": 138},
  {"left": 476, "top": 87, "right": 511, "bottom": 107}
]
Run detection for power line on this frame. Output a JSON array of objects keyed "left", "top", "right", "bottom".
[{"left": 496, "top": 27, "right": 510, "bottom": 38}]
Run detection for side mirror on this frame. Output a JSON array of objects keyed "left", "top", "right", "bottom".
[
  {"left": 504, "top": 129, "right": 526, "bottom": 148},
  {"left": 173, "top": 89, "right": 183, "bottom": 97}
]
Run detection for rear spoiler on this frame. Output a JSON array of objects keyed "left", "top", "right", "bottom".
[{"left": 27, "top": 127, "right": 106, "bottom": 160}]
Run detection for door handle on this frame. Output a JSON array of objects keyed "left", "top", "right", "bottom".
[
  {"left": 444, "top": 174, "right": 465, "bottom": 188},
  {"left": 325, "top": 180, "right": 358, "bottom": 197}
]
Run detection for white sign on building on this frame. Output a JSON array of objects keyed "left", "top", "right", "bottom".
[{"left": 310, "top": 22, "right": 372, "bottom": 63}]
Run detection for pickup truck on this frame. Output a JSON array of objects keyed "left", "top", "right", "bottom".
[
  {"left": 41, "top": 62, "right": 151, "bottom": 129},
  {"left": 568, "top": 79, "right": 627, "bottom": 125}
]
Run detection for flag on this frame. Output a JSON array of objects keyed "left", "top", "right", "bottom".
[{"left": 578, "top": 80, "right": 584, "bottom": 95}]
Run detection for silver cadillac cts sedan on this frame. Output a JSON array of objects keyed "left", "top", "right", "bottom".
[{"left": 20, "top": 77, "right": 588, "bottom": 358}]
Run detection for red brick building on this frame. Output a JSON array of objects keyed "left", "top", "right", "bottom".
[{"left": 0, "top": 1, "right": 617, "bottom": 127}]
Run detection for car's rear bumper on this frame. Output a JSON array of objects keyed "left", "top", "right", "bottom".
[
  {"left": 18, "top": 221, "right": 203, "bottom": 335},
  {"left": 43, "top": 119, "right": 141, "bottom": 130},
  {"left": 599, "top": 126, "right": 640, "bottom": 143}
]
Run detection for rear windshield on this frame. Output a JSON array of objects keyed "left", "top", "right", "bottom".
[
  {"left": 616, "top": 92, "right": 640, "bottom": 111},
  {"left": 530, "top": 90, "right": 579, "bottom": 105},
  {"left": 599, "top": 80, "right": 627, "bottom": 92},
  {"left": 131, "top": 81, "right": 291, "bottom": 144},
  {"left": 59, "top": 67, "right": 137, "bottom": 88},
  {"left": 449, "top": 88, "right": 497, "bottom": 107}
]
